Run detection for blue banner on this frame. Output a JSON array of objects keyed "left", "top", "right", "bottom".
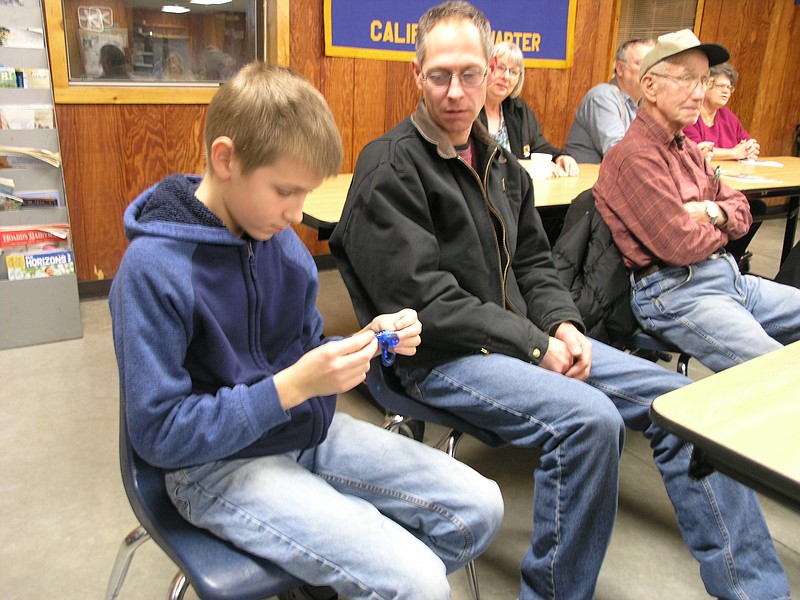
[{"left": 324, "top": 0, "right": 577, "bottom": 68}]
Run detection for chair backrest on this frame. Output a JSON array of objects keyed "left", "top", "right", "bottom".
[
  {"left": 366, "top": 359, "right": 505, "bottom": 448},
  {"left": 118, "top": 395, "right": 303, "bottom": 599}
]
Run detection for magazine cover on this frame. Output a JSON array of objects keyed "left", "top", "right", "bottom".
[{"left": 5, "top": 248, "right": 75, "bottom": 280}]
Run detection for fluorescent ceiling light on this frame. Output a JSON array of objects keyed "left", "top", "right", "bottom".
[{"left": 162, "top": 4, "right": 190, "bottom": 12}]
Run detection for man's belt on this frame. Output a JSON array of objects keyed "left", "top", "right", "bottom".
[{"left": 633, "top": 249, "right": 725, "bottom": 282}]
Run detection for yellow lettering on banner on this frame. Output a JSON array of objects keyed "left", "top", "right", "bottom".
[
  {"left": 493, "top": 30, "right": 542, "bottom": 53},
  {"left": 369, "top": 21, "right": 418, "bottom": 46},
  {"left": 382, "top": 21, "right": 394, "bottom": 42},
  {"left": 370, "top": 20, "right": 382, "bottom": 42},
  {"left": 521, "top": 33, "right": 541, "bottom": 52}
]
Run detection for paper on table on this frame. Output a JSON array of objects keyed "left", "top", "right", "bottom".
[
  {"left": 720, "top": 172, "right": 782, "bottom": 184},
  {"left": 738, "top": 159, "right": 784, "bottom": 167}
]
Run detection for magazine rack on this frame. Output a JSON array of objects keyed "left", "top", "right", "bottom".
[{"left": 0, "top": 0, "right": 82, "bottom": 350}]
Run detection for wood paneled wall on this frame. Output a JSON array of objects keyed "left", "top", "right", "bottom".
[
  {"left": 698, "top": 0, "right": 800, "bottom": 158},
  {"left": 56, "top": 0, "right": 800, "bottom": 282},
  {"left": 56, "top": 104, "right": 206, "bottom": 280}
]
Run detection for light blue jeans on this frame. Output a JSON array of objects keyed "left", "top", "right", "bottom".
[
  {"left": 400, "top": 341, "right": 790, "bottom": 600},
  {"left": 165, "top": 412, "right": 503, "bottom": 600},
  {"left": 632, "top": 252, "right": 800, "bottom": 372}
]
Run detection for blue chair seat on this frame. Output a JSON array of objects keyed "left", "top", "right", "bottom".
[{"left": 106, "top": 396, "right": 304, "bottom": 600}]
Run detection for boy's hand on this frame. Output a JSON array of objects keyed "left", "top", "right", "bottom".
[
  {"left": 365, "top": 308, "right": 422, "bottom": 358},
  {"left": 273, "top": 331, "right": 377, "bottom": 410}
]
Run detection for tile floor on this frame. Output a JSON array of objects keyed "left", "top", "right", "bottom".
[{"left": 0, "top": 219, "right": 797, "bottom": 599}]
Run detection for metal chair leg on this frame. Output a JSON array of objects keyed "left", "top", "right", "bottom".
[
  {"left": 105, "top": 526, "right": 151, "bottom": 600},
  {"left": 168, "top": 571, "right": 190, "bottom": 600},
  {"left": 441, "top": 430, "right": 465, "bottom": 458},
  {"left": 381, "top": 413, "right": 406, "bottom": 431},
  {"left": 677, "top": 352, "right": 691, "bottom": 377},
  {"left": 464, "top": 558, "right": 481, "bottom": 600}
]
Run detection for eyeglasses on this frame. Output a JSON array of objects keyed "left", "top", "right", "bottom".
[
  {"left": 712, "top": 83, "right": 735, "bottom": 93},
  {"left": 650, "top": 72, "right": 714, "bottom": 92},
  {"left": 421, "top": 68, "right": 488, "bottom": 89},
  {"left": 496, "top": 63, "right": 521, "bottom": 78}
]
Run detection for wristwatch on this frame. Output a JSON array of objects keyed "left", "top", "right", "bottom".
[{"left": 705, "top": 201, "right": 720, "bottom": 226}]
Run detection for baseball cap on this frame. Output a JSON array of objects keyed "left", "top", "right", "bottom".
[{"left": 639, "top": 29, "right": 729, "bottom": 81}]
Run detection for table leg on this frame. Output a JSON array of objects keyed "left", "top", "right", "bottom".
[{"left": 782, "top": 195, "right": 799, "bottom": 264}]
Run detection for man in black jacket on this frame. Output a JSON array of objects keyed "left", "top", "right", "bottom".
[{"left": 330, "top": 3, "right": 790, "bottom": 599}]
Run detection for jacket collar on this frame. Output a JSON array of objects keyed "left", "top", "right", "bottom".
[{"left": 410, "top": 100, "right": 499, "bottom": 159}]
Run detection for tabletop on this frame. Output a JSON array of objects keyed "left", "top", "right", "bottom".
[
  {"left": 651, "top": 341, "right": 800, "bottom": 510},
  {"left": 711, "top": 156, "right": 800, "bottom": 195},
  {"left": 302, "top": 156, "right": 800, "bottom": 235}
]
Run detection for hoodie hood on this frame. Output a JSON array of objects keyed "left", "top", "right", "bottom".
[{"left": 124, "top": 174, "right": 244, "bottom": 247}]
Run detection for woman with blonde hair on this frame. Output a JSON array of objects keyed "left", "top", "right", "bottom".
[{"left": 479, "top": 41, "right": 578, "bottom": 177}]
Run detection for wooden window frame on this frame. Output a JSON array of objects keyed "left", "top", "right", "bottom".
[
  {"left": 42, "top": 0, "right": 289, "bottom": 104},
  {"left": 608, "top": 0, "right": 705, "bottom": 74}
]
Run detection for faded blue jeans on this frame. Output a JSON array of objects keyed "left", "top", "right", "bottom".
[
  {"left": 632, "top": 252, "right": 800, "bottom": 373},
  {"left": 165, "top": 412, "right": 503, "bottom": 600},
  {"left": 400, "top": 341, "right": 790, "bottom": 600}
]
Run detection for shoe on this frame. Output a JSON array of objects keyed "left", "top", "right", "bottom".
[
  {"left": 631, "top": 348, "right": 672, "bottom": 363},
  {"left": 277, "top": 585, "right": 338, "bottom": 600},
  {"left": 738, "top": 251, "right": 753, "bottom": 274}
]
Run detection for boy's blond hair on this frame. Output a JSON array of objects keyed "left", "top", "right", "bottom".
[{"left": 205, "top": 62, "right": 342, "bottom": 177}]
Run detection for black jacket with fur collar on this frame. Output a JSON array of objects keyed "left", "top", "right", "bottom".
[{"left": 331, "top": 100, "right": 583, "bottom": 369}]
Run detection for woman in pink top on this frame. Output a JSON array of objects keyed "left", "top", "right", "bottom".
[{"left": 684, "top": 63, "right": 760, "bottom": 160}]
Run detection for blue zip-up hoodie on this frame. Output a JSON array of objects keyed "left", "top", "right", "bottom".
[{"left": 110, "top": 174, "right": 336, "bottom": 469}]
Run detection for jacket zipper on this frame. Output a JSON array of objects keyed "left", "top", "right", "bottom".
[{"left": 457, "top": 148, "right": 521, "bottom": 316}]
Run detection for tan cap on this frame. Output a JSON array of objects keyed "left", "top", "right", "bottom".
[{"left": 639, "top": 29, "right": 729, "bottom": 81}]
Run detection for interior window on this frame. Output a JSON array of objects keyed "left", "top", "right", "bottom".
[{"left": 61, "top": 0, "right": 260, "bottom": 84}]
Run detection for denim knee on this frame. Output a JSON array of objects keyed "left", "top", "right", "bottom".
[
  {"left": 371, "top": 553, "right": 451, "bottom": 600},
  {"left": 461, "top": 477, "right": 504, "bottom": 564},
  {"left": 569, "top": 393, "right": 626, "bottom": 450}
]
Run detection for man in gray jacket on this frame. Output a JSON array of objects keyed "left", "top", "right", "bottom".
[
  {"left": 565, "top": 38, "right": 654, "bottom": 163},
  {"left": 331, "top": 3, "right": 790, "bottom": 599}
]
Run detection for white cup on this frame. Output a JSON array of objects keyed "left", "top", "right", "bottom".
[{"left": 520, "top": 153, "right": 553, "bottom": 180}]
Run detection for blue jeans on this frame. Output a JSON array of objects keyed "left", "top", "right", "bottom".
[
  {"left": 400, "top": 341, "right": 790, "bottom": 600},
  {"left": 165, "top": 412, "right": 503, "bottom": 600},
  {"left": 632, "top": 252, "right": 800, "bottom": 372}
]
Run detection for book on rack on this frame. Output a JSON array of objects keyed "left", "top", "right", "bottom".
[
  {"left": 0, "top": 144, "right": 61, "bottom": 168},
  {"left": 0, "top": 175, "right": 14, "bottom": 194},
  {"left": 17, "top": 189, "right": 60, "bottom": 208},
  {"left": 0, "top": 179, "right": 60, "bottom": 211},
  {"left": 0, "top": 105, "right": 55, "bottom": 130},
  {"left": 0, "top": 223, "right": 70, "bottom": 248},
  {"left": 0, "top": 67, "right": 50, "bottom": 89},
  {"left": 0, "top": 26, "right": 45, "bottom": 49},
  {"left": 5, "top": 248, "right": 75, "bottom": 280}
]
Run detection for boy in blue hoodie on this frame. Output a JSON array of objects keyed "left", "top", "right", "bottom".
[{"left": 109, "top": 62, "right": 502, "bottom": 600}]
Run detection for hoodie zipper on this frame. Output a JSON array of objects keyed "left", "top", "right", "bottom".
[{"left": 245, "top": 239, "right": 267, "bottom": 368}]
